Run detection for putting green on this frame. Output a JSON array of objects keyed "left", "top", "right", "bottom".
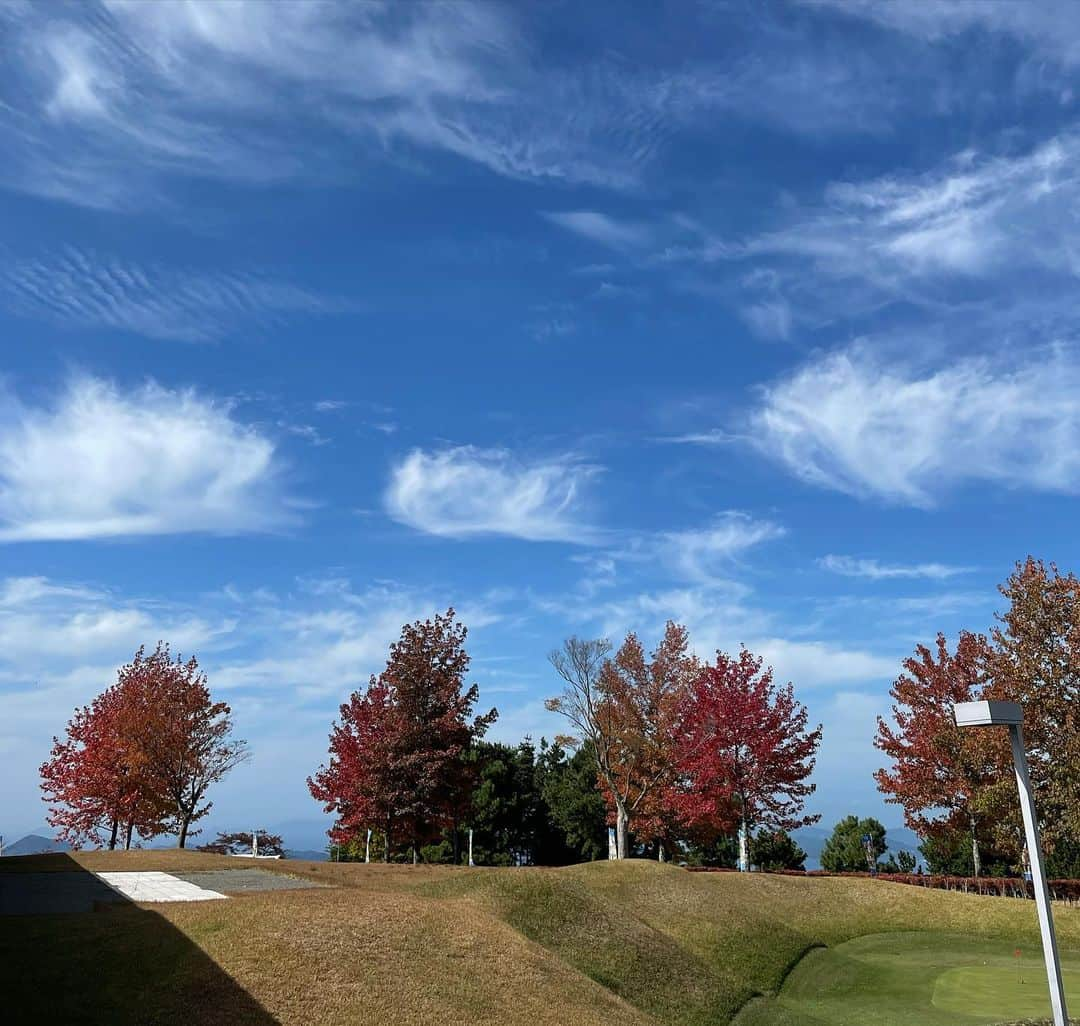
[
  {"left": 932, "top": 965, "right": 1080, "bottom": 1019},
  {"left": 735, "top": 931, "right": 1080, "bottom": 1026}
]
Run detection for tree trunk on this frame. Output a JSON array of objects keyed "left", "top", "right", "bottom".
[
  {"left": 411, "top": 842, "right": 418, "bottom": 866},
  {"left": 108, "top": 817, "right": 119, "bottom": 851},
  {"left": 658, "top": 842, "right": 665, "bottom": 863},
  {"left": 124, "top": 820, "right": 134, "bottom": 851},
  {"left": 615, "top": 803, "right": 629, "bottom": 860},
  {"left": 738, "top": 819, "right": 750, "bottom": 873},
  {"left": 384, "top": 819, "right": 391, "bottom": 863},
  {"left": 178, "top": 816, "right": 190, "bottom": 849},
  {"left": 452, "top": 818, "right": 460, "bottom": 866},
  {"left": 970, "top": 816, "right": 982, "bottom": 879}
]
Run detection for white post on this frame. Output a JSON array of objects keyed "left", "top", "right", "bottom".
[
  {"left": 468, "top": 828, "right": 475, "bottom": 867},
  {"left": 1010, "top": 723, "right": 1068, "bottom": 1026},
  {"left": 954, "top": 701, "right": 1069, "bottom": 1026},
  {"left": 364, "top": 828, "right": 371, "bottom": 864}
]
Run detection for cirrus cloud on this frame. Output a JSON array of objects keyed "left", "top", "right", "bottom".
[{"left": 385, "top": 446, "right": 600, "bottom": 543}]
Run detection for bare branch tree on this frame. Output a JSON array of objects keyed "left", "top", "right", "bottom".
[{"left": 546, "top": 636, "right": 629, "bottom": 855}]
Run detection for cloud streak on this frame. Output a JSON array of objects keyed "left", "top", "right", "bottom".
[
  {"left": 1, "top": 247, "right": 345, "bottom": 342},
  {"left": 818, "top": 555, "right": 972, "bottom": 581}
]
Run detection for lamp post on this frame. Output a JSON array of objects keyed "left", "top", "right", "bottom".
[{"left": 953, "top": 700, "right": 1068, "bottom": 1026}]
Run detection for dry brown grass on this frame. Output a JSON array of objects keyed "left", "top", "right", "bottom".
[
  {"left": 162, "top": 887, "right": 656, "bottom": 1026},
  {"left": 8, "top": 852, "right": 1080, "bottom": 1025}
]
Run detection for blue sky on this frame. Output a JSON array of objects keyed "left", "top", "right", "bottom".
[{"left": 3, "top": 1, "right": 1080, "bottom": 850}]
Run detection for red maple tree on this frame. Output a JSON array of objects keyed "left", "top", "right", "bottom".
[
  {"left": 40, "top": 681, "right": 164, "bottom": 850},
  {"left": 875, "top": 631, "right": 1012, "bottom": 877},
  {"left": 309, "top": 609, "right": 496, "bottom": 862},
  {"left": 676, "top": 648, "right": 821, "bottom": 869}
]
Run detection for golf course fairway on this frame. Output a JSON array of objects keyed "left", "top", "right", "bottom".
[{"left": 736, "top": 931, "right": 1080, "bottom": 1025}]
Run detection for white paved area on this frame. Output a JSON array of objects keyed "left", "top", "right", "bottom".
[{"left": 96, "top": 871, "right": 227, "bottom": 903}]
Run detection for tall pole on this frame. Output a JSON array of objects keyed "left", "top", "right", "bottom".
[{"left": 1010, "top": 723, "right": 1068, "bottom": 1026}]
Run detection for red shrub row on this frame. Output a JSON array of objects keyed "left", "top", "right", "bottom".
[{"left": 685, "top": 866, "right": 1080, "bottom": 901}]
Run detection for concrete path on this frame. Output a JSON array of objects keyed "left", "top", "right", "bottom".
[
  {"left": 0, "top": 866, "right": 326, "bottom": 914},
  {"left": 96, "top": 871, "right": 227, "bottom": 903}
]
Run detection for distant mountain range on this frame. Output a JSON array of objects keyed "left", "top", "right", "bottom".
[{"left": 2, "top": 833, "right": 70, "bottom": 857}]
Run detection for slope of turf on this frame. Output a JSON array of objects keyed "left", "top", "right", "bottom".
[
  {"left": 735, "top": 932, "right": 1080, "bottom": 1026},
  {"left": 427, "top": 860, "right": 1080, "bottom": 1026},
  {"left": 4, "top": 853, "right": 1080, "bottom": 1025}
]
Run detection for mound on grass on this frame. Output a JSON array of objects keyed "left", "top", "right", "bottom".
[
  {"left": 426, "top": 860, "right": 1080, "bottom": 1026},
  {"left": 4, "top": 853, "right": 1080, "bottom": 1025}
]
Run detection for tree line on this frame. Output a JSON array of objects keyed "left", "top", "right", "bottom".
[
  {"left": 309, "top": 612, "right": 823, "bottom": 866},
  {"left": 46, "top": 554, "right": 1076, "bottom": 872}
]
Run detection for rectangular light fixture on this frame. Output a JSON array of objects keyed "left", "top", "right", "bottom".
[{"left": 953, "top": 699, "right": 1024, "bottom": 727}]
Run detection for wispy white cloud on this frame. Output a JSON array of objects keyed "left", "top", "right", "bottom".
[
  {"left": 0, "top": 247, "right": 345, "bottom": 342},
  {"left": 0, "top": 2, "right": 972, "bottom": 209},
  {"left": 0, "top": 3, "right": 657, "bottom": 204},
  {"left": 0, "top": 375, "right": 291, "bottom": 541},
  {"left": 640, "top": 130, "right": 1080, "bottom": 335},
  {"left": 806, "top": 0, "right": 1080, "bottom": 68},
  {"left": 743, "top": 342, "right": 1080, "bottom": 506},
  {"left": 545, "top": 581, "right": 895, "bottom": 688},
  {"left": 818, "top": 555, "right": 972, "bottom": 581},
  {"left": 660, "top": 513, "right": 785, "bottom": 582},
  {"left": 542, "top": 211, "right": 653, "bottom": 250},
  {"left": 385, "top": 446, "right": 600, "bottom": 543}
]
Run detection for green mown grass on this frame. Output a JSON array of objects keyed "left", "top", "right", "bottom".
[{"left": 738, "top": 931, "right": 1080, "bottom": 1026}]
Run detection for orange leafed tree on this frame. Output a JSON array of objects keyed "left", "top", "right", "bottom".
[
  {"left": 41, "top": 642, "right": 248, "bottom": 850},
  {"left": 121, "top": 643, "right": 249, "bottom": 848},
  {"left": 547, "top": 621, "right": 697, "bottom": 858},
  {"left": 874, "top": 631, "right": 1011, "bottom": 877},
  {"left": 992, "top": 557, "right": 1080, "bottom": 852}
]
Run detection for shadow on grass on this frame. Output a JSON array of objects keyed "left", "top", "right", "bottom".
[{"left": 0, "top": 853, "right": 279, "bottom": 1025}]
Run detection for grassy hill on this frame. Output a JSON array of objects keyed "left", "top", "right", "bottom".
[{"left": 2, "top": 852, "right": 1079, "bottom": 1025}]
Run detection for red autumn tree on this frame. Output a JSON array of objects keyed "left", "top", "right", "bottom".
[
  {"left": 121, "top": 643, "right": 249, "bottom": 848},
  {"left": 874, "top": 631, "right": 1010, "bottom": 878},
  {"left": 676, "top": 648, "right": 821, "bottom": 871},
  {"left": 40, "top": 681, "right": 166, "bottom": 850},
  {"left": 309, "top": 609, "right": 496, "bottom": 862},
  {"left": 308, "top": 676, "right": 412, "bottom": 861}
]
